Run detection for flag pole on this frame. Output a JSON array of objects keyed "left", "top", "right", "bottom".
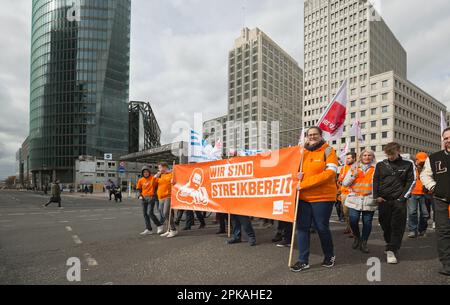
[
  {"left": 288, "top": 145, "right": 305, "bottom": 268},
  {"left": 168, "top": 161, "right": 176, "bottom": 232},
  {"left": 288, "top": 126, "right": 306, "bottom": 268}
]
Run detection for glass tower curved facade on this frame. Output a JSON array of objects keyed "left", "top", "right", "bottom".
[{"left": 30, "top": 0, "right": 131, "bottom": 183}]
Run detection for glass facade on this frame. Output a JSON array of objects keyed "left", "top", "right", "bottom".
[{"left": 29, "top": 0, "right": 131, "bottom": 183}]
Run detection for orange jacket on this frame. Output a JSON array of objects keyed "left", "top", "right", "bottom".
[
  {"left": 155, "top": 172, "right": 173, "bottom": 200},
  {"left": 339, "top": 165, "right": 352, "bottom": 195},
  {"left": 347, "top": 166, "right": 375, "bottom": 197},
  {"left": 136, "top": 176, "right": 157, "bottom": 197},
  {"left": 412, "top": 169, "right": 425, "bottom": 195},
  {"left": 299, "top": 143, "right": 339, "bottom": 203}
]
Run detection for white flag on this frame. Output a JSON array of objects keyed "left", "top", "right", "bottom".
[
  {"left": 441, "top": 111, "right": 448, "bottom": 136},
  {"left": 349, "top": 114, "right": 364, "bottom": 143},
  {"left": 339, "top": 140, "right": 349, "bottom": 164},
  {"left": 298, "top": 126, "right": 306, "bottom": 146}
]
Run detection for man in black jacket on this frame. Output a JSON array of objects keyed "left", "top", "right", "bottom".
[
  {"left": 421, "top": 127, "right": 450, "bottom": 276},
  {"left": 373, "top": 142, "right": 415, "bottom": 264}
]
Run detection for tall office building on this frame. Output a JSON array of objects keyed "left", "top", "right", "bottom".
[
  {"left": 303, "top": 0, "right": 447, "bottom": 158},
  {"left": 29, "top": 0, "right": 131, "bottom": 184},
  {"left": 222, "top": 27, "right": 303, "bottom": 152}
]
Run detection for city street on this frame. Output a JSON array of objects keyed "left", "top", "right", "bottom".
[{"left": 0, "top": 190, "right": 448, "bottom": 285}]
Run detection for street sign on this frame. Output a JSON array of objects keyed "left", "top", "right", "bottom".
[{"left": 104, "top": 153, "right": 113, "bottom": 161}]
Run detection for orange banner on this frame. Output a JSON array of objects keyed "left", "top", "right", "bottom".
[{"left": 171, "top": 147, "right": 301, "bottom": 222}]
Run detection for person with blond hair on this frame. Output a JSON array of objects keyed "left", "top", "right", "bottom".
[{"left": 342, "top": 150, "right": 377, "bottom": 253}]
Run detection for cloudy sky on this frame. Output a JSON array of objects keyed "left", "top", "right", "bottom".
[{"left": 0, "top": 0, "right": 449, "bottom": 180}]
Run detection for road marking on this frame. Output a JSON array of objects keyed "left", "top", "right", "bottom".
[
  {"left": 66, "top": 226, "right": 73, "bottom": 232},
  {"left": 86, "top": 219, "right": 100, "bottom": 222},
  {"left": 72, "top": 235, "right": 82, "bottom": 245},
  {"left": 84, "top": 253, "right": 98, "bottom": 266},
  {"left": 59, "top": 221, "right": 69, "bottom": 224}
]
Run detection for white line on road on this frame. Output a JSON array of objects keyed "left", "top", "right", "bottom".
[
  {"left": 66, "top": 226, "right": 73, "bottom": 232},
  {"left": 72, "top": 235, "right": 82, "bottom": 245},
  {"left": 84, "top": 253, "right": 98, "bottom": 266}
]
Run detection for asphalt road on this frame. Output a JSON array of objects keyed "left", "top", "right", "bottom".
[{"left": 0, "top": 190, "right": 448, "bottom": 285}]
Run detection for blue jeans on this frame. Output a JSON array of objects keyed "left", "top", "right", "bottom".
[
  {"left": 348, "top": 208, "right": 375, "bottom": 241},
  {"left": 296, "top": 201, "right": 334, "bottom": 264},
  {"left": 408, "top": 195, "right": 429, "bottom": 234},
  {"left": 231, "top": 215, "right": 256, "bottom": 243},
  {"left": 142, "top": 196, "right": 162, "bottom": 230}
]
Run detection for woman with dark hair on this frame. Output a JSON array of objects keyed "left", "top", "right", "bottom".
[{"left": 291, "top": 127, "right": 339, "bottom": 272}]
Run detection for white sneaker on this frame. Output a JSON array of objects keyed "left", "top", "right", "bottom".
[
  {"left": 432, "top": 222, "right": 436, "bottom": 230},
  {"left": 167, "top": 230, "right": 178, "bottom": 238},
  {"left": 386, "top": 251, "right": 398, "bottom": 264},
  {"left": 160, "top": 231, "right": 170, "bottom": 237},
  {"left": 157, "top": 226, "right": 165, "bottom": 234},
  {"left": 140, "top": 229, "right": 153, "bottom": 236}
]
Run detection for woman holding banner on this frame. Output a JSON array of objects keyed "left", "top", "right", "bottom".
[
  {"left": 291, "top": 127, "right": 339, "bottom": 273},
  {"left": 342, "top": 150, "right": 377, "bottom": 254}
]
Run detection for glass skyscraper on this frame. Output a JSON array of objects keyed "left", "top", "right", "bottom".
[{"left": 29, "top": 0, "right": 131, "bottom": 184}]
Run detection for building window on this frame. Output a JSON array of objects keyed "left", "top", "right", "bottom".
[
  {"left": 382, "top": 132, "right": 388, "bottom": 139},
  {"left": 382, "top": 106, "right": 388, "bottom": 113},
  {"left": 371, "top": 108, "right": 377, "bottom": 115},
  {"left": 371, "top": 133, "right": 377, "bottom": 140}
]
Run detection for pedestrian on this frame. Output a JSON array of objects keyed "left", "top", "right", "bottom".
[
  {"left": 216, "top": 213, "right": 228, "bottom": 234},
  {"left": 184, "top": 210, "right": 206, "bottom": 230},
  {"left": 290, "top": 126, "right": 339, "bottom": 272},
  {"left": 271, "top": 221, "right": 293, "bottom": 247},
  {"left": 84, "top": 185, "right": 89, "bottom": 195},
  {"left": 407, "top": 152, "right": 431, "bottom": 238},
  {"left": 154, "top": 162, "right": 178, "bottom": 238},
  {"left": 43, "top": 180, "right": 62, "bottom": 208},
  {"left": 373, "top": 142, "right": 415, "bottom": 264},
  {"left": 136, "top": 166, "right": 164, "bottom": 236},
  {"left": 114, "top": 186, "right": 122, "bottom": 203},
  {"left": 342, "top": 150, "right": 377, "bottom": 253},
  {"left": 338, "top": 152, "right": 357, "bottom": 237},
  {"left": 227, "top": 214, "right": 256, "bottom": 246},
  {"left": 421, "top": 127, "right": 450, "bottom": 276}
]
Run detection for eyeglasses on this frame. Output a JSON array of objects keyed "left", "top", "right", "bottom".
[{"left": 307, "top": 133, "right": 320, "bottom": 138}]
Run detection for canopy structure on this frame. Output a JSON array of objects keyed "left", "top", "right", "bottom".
[{"left": 120, "top": 142, "right": 189, "bottom": 165}]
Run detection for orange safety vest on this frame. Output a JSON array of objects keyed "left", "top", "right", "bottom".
[
  {"left": 349, "top": 166, "right": 375, "bottom": 197},
  {"left": 339, "top": 165, "right": 352, "bottom": 195}
]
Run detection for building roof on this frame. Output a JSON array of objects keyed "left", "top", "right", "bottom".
[{"left": 119, "top": 142, "right": 189, "bottom": 164}]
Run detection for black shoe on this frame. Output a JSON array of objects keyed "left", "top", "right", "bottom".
[
  {"left": 276, "top": 240, "right": 291, "bottom": 248},
  {"left": 272, "top": 233, "right": 282, "bottom": 243},
  {"left": 438, "top": 267, "right": 450, "bottom": 276},
  {"left": 290, "top": 262, "right": 310, "bottom": 273},
  {"left": 182, "top": 227, "right": 191, "bottom": 231},
  {"left": 322, "top": 256, "right": 336, "bottom": 268},
  {"left": 174, "top": 221, "right": 180, "bottom": 226},
  {"left": 216, "top": 230, "right": 226, "bottom": 235},
  {"left": 227, "top": 239, "right": 241, "bottom": 245},
  {"left": 198, "top": 224, "right": 206, "bottom": 229},
  {"left": 249, "top": 241, "right": 257, "bottom": 247},
  {"left": 310, "top": 228, "right": 317, "bottom": 234},
  {"left": 360, "top": 240, "right": 370, "bottom": 254},
  {"left": 352, "top": 237, "right": 361, "bottom": 250}
]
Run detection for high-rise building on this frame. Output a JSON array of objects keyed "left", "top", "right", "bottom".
[
  {"left": 225, "top": 28, "right": 303, "bottom": 152},
  {"left": 303, "top": 0, "right": 447, "bottom": 158},
  {"left": 446, "top": 111, "right": 450, "bottom": 128},
  {"left": 29, "top": 0, "right": 131, "bottom": 184}
]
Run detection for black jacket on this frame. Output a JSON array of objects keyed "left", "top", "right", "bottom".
[
  {"left": 428, "top": 150, "right": 450, "bottom": 203},
  {"left": 373, "top": 156, "right": 416, "bottom": 201}
]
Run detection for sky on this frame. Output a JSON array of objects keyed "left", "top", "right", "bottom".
[{"left": 0, "top": 0, "right": 449, "bottom": 180}]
